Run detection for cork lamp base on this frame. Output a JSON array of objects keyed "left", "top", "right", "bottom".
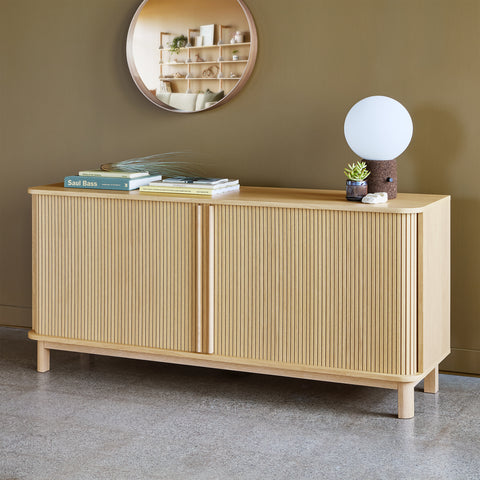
[{"left": 364, "top": 159, "right": 397, "bottom": 199}]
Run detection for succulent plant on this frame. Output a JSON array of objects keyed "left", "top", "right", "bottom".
[{"left": 344, "top": 161, "right": 370, "bottom": 182}]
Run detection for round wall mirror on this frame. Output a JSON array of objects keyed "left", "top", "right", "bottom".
[{"left": 126, "top": 0, "right": 258, "bottom": 113}]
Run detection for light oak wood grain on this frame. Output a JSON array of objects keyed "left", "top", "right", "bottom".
[
  {"left": 29, "top": 331, "right": 430, "bottom": 385},
  {"left": 29, "top": 185, "right": 448, "bottom": 214},
  {"left": 417, "top": 197, "right": 451, "bottom": 372},
  {"left": 37, "top": 341, "right": 50, "bottom": 373},
  {"left": 397, "top": 382, "right": 415, "bottom": 419},
  {"left": 29, "top": 186, "right": 451, "bottom": 418},
  {"left": 424, "top": 365, "right": 439, "bottom": 394},
  {"left": 208, "top": 205, "right": 215, "bottom": 354},
  {"left": 196, "top": 205, "right": 203, "bottom": 353},
  {"left": 33, "top": 195, "right": 197, "bottom": 352},
  {"left": 212, "top": 206, "right": 417, "bottom": 375}
]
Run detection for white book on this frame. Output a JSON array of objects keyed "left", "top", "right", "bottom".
[
  {"left": 161, "top": 177, "right": 229, "bottom": 185},
  {"left": 79, "top": 169, "right": 150, "bottom": 179},
  {"left": 209, "top": 184, "right": 240, "bottom": 196},
  {"left": 149, "top": 179, "right": 239, "bottom": 189}
]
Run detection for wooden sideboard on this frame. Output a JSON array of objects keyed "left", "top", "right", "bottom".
[{"left": 28, "top": 185, "right": 450, "bottom": 418}]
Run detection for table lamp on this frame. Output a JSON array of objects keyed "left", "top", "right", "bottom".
[{"left": 344, "top": 96, "right": 413, "bottom": 199}]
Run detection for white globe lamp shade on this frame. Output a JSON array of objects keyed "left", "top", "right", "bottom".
[{"left": 344, "top": 96, "right": 413, "bottom": 161}]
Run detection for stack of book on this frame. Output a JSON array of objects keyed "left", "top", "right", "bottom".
[
  {"left": 140, "top": 177, "right": 240, "bottom": 197},
  {"left": 64, "top": 169, "right": 163, "bottom": 191}
]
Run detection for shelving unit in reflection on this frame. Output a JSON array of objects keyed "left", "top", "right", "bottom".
[{"left": 159, "top": 42, "right": 251, "bottom": 95}]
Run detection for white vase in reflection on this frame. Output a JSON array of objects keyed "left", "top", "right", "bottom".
[{"left": 234, "top": 31, "right": 244, "bottom": 43}]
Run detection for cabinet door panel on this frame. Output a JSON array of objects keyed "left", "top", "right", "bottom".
[
  {"left": 34, "top": 196, "right": 196, "bottom": 352},
  {"left": 213, "top": 206, "right": 417, "bottom": 375}
]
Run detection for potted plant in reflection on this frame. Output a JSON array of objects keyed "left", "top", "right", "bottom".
[
  {"left": 169, "top": 35, "right": 188, "bottom": 54},
  {"left": 344, "top": 161, "right": 370, "bottom": 201},
  {"left": 232, "top": 50, "right": 240, "bottom": 61}
]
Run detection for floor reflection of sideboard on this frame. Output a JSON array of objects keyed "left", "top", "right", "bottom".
[{"left": 28, "top": 185, "right": 450, "bottom": 419}]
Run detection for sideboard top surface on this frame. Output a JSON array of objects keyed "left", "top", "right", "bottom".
[{"left": 29, "top": 184, "right": 449, "bottom": 213}]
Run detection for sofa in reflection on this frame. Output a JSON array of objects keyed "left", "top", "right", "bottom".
[{"left": 155, "top": 90, "right": 224, "bottom": 111}]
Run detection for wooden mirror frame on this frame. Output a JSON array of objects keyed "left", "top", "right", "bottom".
[{"left": 126, "top": 0, "right": 258, "bottom": 113}]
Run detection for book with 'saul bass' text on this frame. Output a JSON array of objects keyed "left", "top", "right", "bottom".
[{"left": 64, "top": 174, "right": 163, "bottom": 191}]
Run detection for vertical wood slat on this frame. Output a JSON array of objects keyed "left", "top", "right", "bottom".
[
  {"left": 34, "top": 195, "right": 196, "bottom": 352},
  {"left": 208, "top": 205, "right": 215, "bottom": 354},
  {"left": 32, "top": 196, "right": 38, "bottom": 333},
  {"left": 199, "top": 205, "right": 211, "bottom": 353},
  {"left": 213, "top": 206, "right": 418, "bottom": 375},
  {"left": 33, "top": 192, "right": 422, "bottom": 376},
  {"left": 196, "top": 205, "right": 203, "bottom": 353}
]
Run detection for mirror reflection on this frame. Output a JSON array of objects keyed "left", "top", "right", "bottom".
[{"left": 127, "top": 0, "right": 257, "bottom": 112}]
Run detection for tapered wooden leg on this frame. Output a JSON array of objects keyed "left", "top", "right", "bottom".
[
  {"left": 397, "top": 383, "right": 415, "bottom": 419},
  {"left": 424, "top": 365, "right": 439, "bottom": 394},
  {"left": 37, "top": 341, "right": 50, "bottom": 373}
]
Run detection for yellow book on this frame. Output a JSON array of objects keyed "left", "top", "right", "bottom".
[{"left": 139, "top": 185, "right": 240, "bottom": 196}]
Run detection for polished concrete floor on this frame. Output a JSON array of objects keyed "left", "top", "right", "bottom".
[{"left": 0, "top": 327, "right": 479, "bottom": 480}]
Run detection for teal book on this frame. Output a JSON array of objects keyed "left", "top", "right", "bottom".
[{"left": 64, "top": 174, "right": 163, "bottom": 191}]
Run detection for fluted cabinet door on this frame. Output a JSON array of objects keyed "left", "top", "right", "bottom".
[
  {"left": 212, "top": 205, "right": 418, "bottom": 375},
  {"left": 33, "top": 195, "right": 197, "bottom": 352}
]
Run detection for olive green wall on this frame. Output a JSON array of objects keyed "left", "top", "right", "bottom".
[{"left": 1, "top": 0, "right": 479, "bottom": 374}]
